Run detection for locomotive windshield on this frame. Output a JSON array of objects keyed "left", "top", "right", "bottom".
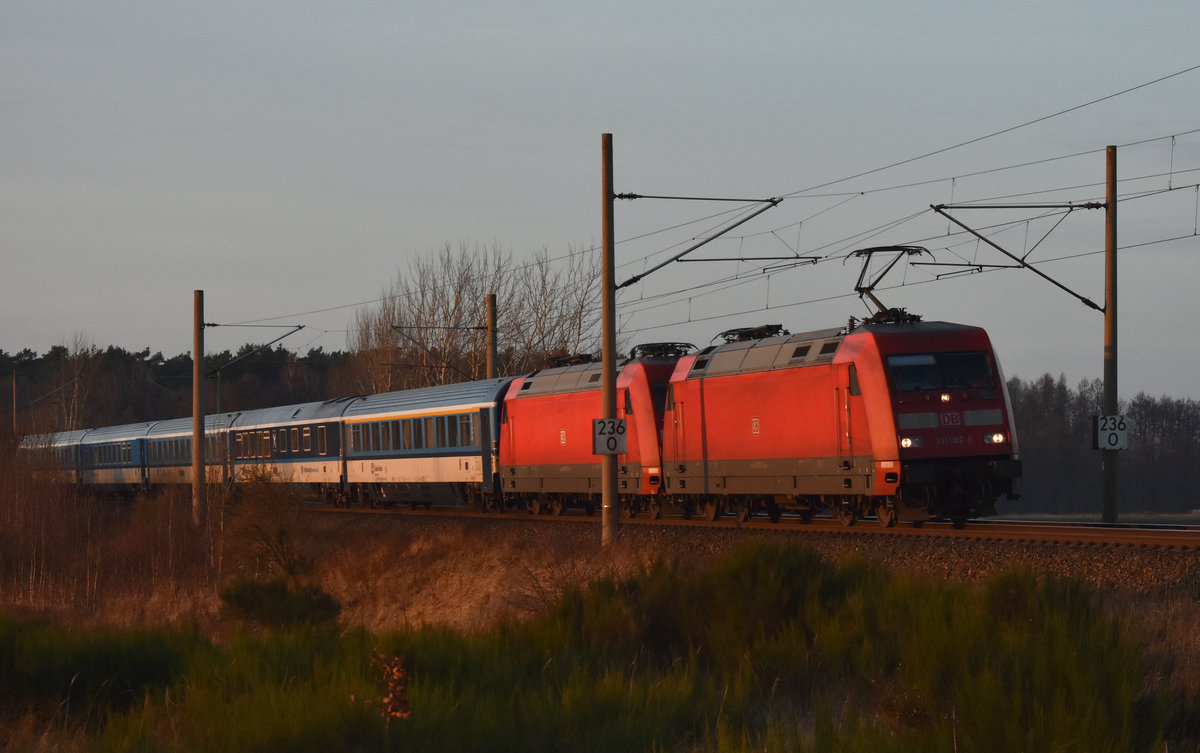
[{"left": 886, "top": 351, "right": 993, "bottom": 392}]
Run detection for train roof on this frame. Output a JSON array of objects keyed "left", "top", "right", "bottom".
[
  {"left": 342, "top": 378, "right": 513, "bottom": 419},
  {"left": 853, "top": 320, "right": 981, "bottom": 337},
  {"left": 512, "top": 354, "right": 680, "bottom": 398},
  {"left": 686, "top": 326, "right": 845, "bottom": 379},
  {"left": 147, "top": 412, "right": 242, "bottom": 438},
  {"left": 79, "top": 421, "right": 159, "bottom": 445},
  {"left": 230, "top": 397, "right": 359, "bottom": 430},
  {"left": 19, "top": 428, "right": 91, "bottom": 449}
]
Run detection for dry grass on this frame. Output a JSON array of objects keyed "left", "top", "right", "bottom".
[
  {"left": 4, "top": 442, "right": 1200, "bottom": 723},
  {"left": 314, "top": 515, "right": 649, "bottom": 632}
]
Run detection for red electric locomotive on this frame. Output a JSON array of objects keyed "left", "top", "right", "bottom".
[
  {"left": 496, "top": 346, "right": 685, "bottom": 516},
  {"left": 660, "top": 320, "right": 1020, "bottom": 526}
]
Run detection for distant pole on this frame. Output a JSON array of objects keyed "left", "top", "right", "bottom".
[
  {"left": 601, "top": 134, "right": 618, "bottom": 546},
  {"left": 11, "top": 370, "right": 17, "bottom": 440},
  {"left": 486, "top": 293, "right": 497, "bottom": 379},
  {"left": 1102, "top": 146, "right": 1119, "bottom": 523},
  {"left": 193, "top": 290, "right": 207, "bottom": 528}
]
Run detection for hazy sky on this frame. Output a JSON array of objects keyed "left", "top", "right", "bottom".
[{"left": 3, "top": 2, "right": 1199, "bottom": 399}]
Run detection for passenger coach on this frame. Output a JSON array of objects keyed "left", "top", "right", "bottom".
[{"left": 341, "top": 378, "right": 512, "bottom": 508}]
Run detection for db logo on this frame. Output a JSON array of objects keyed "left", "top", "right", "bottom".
[{"left": 940, "top": 412, "right": 962, "bottom": 427}]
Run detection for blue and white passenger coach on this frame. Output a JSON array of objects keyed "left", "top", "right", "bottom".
[
  {"left": 340, "top": 378, "right": 513, "bottom": 507},
  {"left": 228, "top": 398, "right": 355, "bottom": 492}
]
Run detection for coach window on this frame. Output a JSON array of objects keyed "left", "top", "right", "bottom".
[
  {"left": 401, "top": 419, "right": 413, "bottom": 450},
  {"left": 412, "top": 419, "right": 424, "bottom": 449},
  {"left": 381, "top": 422, "right": 392, "bottom": 451},
  {"left": 350, "top": 425, "right": 361, "bottom": 452},
  {"left": 317, "top": 426, "right": 327, "bottom": 455},
  {"left": 424, "top": 417, "right": 436, "bottom": 449},
  {"left": 445, "top": 415, "right": 458, "bottom": 447},
  {"left": 303, "top": 427, "right": 313, "bottom": 452},
  {"left": 291, "top": 428, "right": 300, "bottom": 453},
  {"left": 435, "top": 416, "right": 447, "bottom": 448},
  {"left": 262, "top": 431, "right": 272, "bottom": 458}
]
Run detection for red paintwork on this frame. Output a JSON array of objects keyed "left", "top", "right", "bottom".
[
  {"left": 498, "top": 358, "right": 676, "bottom": 495},
  {"left": 660, "top": 321, "right": 1017, "bottom": 500}
]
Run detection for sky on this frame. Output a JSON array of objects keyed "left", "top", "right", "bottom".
[{"left": 3, "top": 1, "right": 1200, "bottom": 400}]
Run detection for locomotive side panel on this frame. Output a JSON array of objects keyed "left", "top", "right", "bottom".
[{"left": 664, "top": 357, "right": 876, "bottom": 496}]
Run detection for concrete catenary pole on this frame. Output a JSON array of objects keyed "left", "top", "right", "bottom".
[
  {"left": 486, "top": 293, "right": 497, "bottom": 379},
  {"left": 601, "top": 134, "right": 618, "bottom": 546},
  {"left": 1102, "top": 146, "right": 1119, "bottom": 523},
  {"left": 192, "top": 290, "right": 207, "bottom": 528}
]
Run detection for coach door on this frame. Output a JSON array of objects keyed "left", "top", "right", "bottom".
[{"left": 479, "top": 408, "right": 495, "bottom": 493}]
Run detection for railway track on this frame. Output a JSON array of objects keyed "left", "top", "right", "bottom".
[{"left": 309, "top": 503, "right": 1200, "bottom": 550}]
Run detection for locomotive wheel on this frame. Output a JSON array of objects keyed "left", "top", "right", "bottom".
[
  {"left": 733, "top": 500, "right": 751, "bottom": 523},
  {"left": 550, "top": 498, "right": 565, "bottom": 516},
  {"left": 765, "top": 499, "right": 782, "bottom": 523},
  {"left": 836, "top": 505, "right": 856, "bottom": 527},
  {"left": 875, "top": 502, "right": 896, "bottom": 528},
  {"left": 648, "top": 500, "right": 663, "bottom": 520},
  {"left": 703, "top": 499, "right": 721, "bottom": 521}
]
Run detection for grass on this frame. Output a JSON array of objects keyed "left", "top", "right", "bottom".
[
  {"left": 0, "top": 542, "right": 1185, "bottom": 752},
  {"left": 0, "top": 449, "right": 1191, "bottom": 751}
]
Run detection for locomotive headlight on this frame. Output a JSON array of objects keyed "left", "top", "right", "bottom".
[
  {"left": 899, "top": 436, "right": 923, "bottom": 449},
  {"left": 984, "top": 432, "right": 1007, "bottom": 444},
  {"left": 940, "top": 393, "right": 951, "bottom": 403}
]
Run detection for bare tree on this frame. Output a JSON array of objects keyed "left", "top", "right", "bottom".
[
  {"left": 56, "top": 335, "right": 98, "bottom": 431},
  {"left": 347, "top": 241, "right": 602, "bottom": 390},
  {"left": 504, "top": 245, "right": 601, "bottom": 373}
]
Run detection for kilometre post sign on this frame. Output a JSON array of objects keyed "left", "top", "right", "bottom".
[
  {"left": 593, "top": 418, "right": 627, "bottom": 455},
  {"left": 1093, "top": 414, "right": 1129, "bottom": 451}
]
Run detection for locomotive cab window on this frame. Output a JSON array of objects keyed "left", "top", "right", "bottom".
[{"left": 887, "top": 352, "right": 993, "bottom": 392}]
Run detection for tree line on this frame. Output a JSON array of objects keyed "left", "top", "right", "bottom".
[
  {"left": 5, "top": 243, "right": 1197, "bottom": 515},
  {"left": 5, "top": 242, "right": 601, "bottom": 436},
  {"left": 1004, "top": 373, "right": 1200, "bottom": 516}
]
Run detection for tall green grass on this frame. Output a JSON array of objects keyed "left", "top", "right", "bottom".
[{"left": 0, "top": 542, "right": 1179, "bottom": 752}]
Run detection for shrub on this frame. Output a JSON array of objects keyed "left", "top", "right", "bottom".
[{"left": 219, "top": 578, "right": 341, "bottom": 627}]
